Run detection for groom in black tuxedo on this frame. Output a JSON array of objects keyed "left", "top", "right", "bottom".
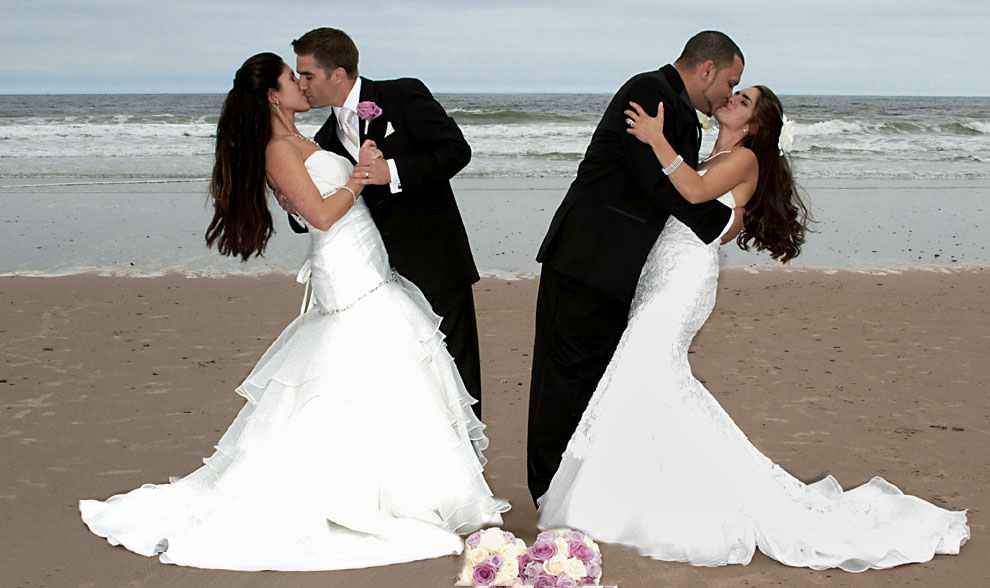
[
  {"left": 527, "top": 31, "right": 746, "bottom": 503},
  {"left": 288, "top": 27, "right": 483, "bottom": 417}
]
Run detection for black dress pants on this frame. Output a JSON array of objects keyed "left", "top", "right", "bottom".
[
  {"left": 426, "top": 284, "right": 483, "bottom": 419},
  {"left": 527, "top": 266, "right": 629, "bottom": 504}
]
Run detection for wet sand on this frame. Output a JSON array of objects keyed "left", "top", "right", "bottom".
[
  {"left": 1, "top": 267, "right": 987, "bottom": 587},
  {"left": 2, "top": 177, "right": 989, "bottom": 276}
]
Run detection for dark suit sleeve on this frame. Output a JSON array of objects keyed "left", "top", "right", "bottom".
[
  {"left": 621, "top": 78, "right": 731, "bottom": 244},
  {"left": 389, "top": 79, "right": 471, "bottom": 190}
]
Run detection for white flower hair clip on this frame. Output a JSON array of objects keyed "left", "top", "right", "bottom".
[{"left": 778, "top": 114, "right": 795, "bottom": 155}]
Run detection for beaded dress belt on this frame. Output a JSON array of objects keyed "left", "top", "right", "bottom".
[{"left": 296, "top": 259, "right": 397, "bottom": 316}]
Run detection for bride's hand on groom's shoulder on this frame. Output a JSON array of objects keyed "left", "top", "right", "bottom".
[{"left": 624, "top": 101, "right": 664, "bottom": 146}]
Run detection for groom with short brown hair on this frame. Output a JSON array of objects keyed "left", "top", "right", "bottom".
[{"left": 289, "top": 27, "right": 484, "bottom": 417}]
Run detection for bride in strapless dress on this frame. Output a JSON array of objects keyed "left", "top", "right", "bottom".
[
  {"left": 79, "top": 52, "right": 508, "bottom": 571},
  {"left": 538, "top": 86, "right": 968, "bottom": 571}
]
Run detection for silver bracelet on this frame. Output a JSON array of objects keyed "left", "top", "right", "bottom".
[
  {"left": 340, "top": 185, "right": 357, "bottom": 204},
  {"left": 662, "top": 155, "right": 683, "bottom": 176}
]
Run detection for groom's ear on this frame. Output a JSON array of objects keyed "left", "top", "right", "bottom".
[{"left": 699, "top": 60, "right": 716, "bottom": 82}]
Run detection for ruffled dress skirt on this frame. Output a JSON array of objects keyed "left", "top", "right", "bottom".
[{"left": 80, "top": 274, "right": 509, "bottom": 570}]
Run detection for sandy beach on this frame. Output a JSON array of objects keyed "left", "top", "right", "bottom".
[{"left": 1, "top": 267, "right": 987, "bottom": 587}]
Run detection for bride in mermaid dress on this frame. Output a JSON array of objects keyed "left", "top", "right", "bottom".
[
  {"left": 79, "top": 53, "right": 508, "bottom": 571},
  {"left": 538, "top": 86, "right": 969, "bottom": 571}
]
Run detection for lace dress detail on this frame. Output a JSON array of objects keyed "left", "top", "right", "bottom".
[{"left": 539, "top": 182, "right": 968, "bottom": 571}]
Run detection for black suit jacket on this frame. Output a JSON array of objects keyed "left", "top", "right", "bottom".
[
  {"left": 305, "top": 77, "right": 478, "bottom": 295},
  {"left": 537, "top": 65, "right": 732, "bottom": 303}
]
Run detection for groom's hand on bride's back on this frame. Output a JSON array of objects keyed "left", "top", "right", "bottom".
[{"left": 721, "top": 207, "right": 746, "bottom": 244}]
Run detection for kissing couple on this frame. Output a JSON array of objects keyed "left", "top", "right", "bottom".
[{"left": 80, "top": 28, "right": 968, "bottom": 574}]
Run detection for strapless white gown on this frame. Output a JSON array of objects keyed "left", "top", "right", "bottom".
[
  {"left": 538, "top": 186, "right": 969, "bottom": 571},
  {"left": 79, "top": 151, "right": 509, "bottom": 571}
]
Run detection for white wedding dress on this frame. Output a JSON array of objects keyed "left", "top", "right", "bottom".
[
  {"left": 538, "top": 185, "right": 969, "bottom": 571},
  {"left": 80, "top": 150, "right": 509, "bottom": 571}
]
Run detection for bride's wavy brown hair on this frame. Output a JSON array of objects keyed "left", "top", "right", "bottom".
[
  {"left": 736, "top": 86, "right": 810, "bottom": 263},
  {"left": 205, "top": 52, "right": 283, "bottom": 261}
]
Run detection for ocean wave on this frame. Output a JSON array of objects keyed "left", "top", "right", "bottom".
[
  {"left": 449, "top": 109, "right": 587, "bottom": 124},
  {"left": 795, "top": 119, "right": 868, "bottom": 136},
  {"left": 963, "top": 120, "right": 990, "bottom": 134}
]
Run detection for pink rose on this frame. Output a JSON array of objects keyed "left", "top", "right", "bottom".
[
  {"left": 466, "top": 532, "right": 481, "bottom": 547},
  {"left": 568, "top": 541, "right": 595, "bottom": 562},
  {"left": 503, "top": 531, "right": 516, "bottom": 543},
  {"left": 489, "top": 552, "right": 504, "bottom": 568},
  {"left": 472, "top": 562, "right": 497, "bottom": 585},
  {"left": 555, "top": 575, "right": 578, "bottom": 587},
  {"left": 518, "top": 553, "right": 531, "bottom": 571},
  {"left": 537, "top": 531, "right": 558, "bottom": 543},
  {"left": 578, "top": 576, "right": 598, "bottom": 586},
  {"left": 584, "top": 562, "right": 601, "bottom": 578},
  {"left": 356, "top": 101, "right": 382, "bottom": 134},
  {"left": 524, "top": 559, "right": 545, "bottom": 580},
  {"left": 527, "top": 540, "right": 557, "bottom": 562},
  {"left": 531, "top": 573, "right": 557, "bottom": 587},
  {"left": 565, "top": 530, "right": 585, "bottom": 542},
  {"left": 356, "top": 101, "right": 382, "bottom": 121}
]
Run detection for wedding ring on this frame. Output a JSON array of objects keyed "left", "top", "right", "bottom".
[
  {"left": 365, "top": 171, "right": 370, "bottom": 179},
  {"left": 626, "top": 118, "right": 634, "bottom": 127}
]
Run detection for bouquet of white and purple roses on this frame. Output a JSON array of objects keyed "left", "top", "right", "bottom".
[
  {"left": 456, "top": 527, "right": 528, "bottom": 587},
  {"left": 518, "top": 529, "right": 604, "bottom": 587}
]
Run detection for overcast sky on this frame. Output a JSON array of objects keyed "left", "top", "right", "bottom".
[{"left": 3, "top": 1, "right": 988, "bottom": 96}]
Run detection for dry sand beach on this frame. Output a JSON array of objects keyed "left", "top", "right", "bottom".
[{"left": 1, "top": 267, "right": 987, "bottom": 588}]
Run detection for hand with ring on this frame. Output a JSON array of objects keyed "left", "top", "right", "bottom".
[
  {"left": 624, "top": 100, "right": 665, "bottom": 146},
  {"left": 270, "top": 181, "right": 296, "bottom": 213},
  {"left": 351, "top": 139, "right": 390, "bottom": 186}
]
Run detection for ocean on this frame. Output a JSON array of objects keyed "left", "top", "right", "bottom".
[
  {"left": 1, "top": 93, "right": 988, "bottom": 181},
  {"left": 1, "top": 93, "right": 988, "bottom": 276}
]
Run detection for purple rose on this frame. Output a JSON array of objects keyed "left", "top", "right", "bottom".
[
  {"left": 518, "top": 554, "right": 531, "bottom": 571},
  {"left": 472, "top": 562, "right": 497, "bottom": 585},
  {"left": 590, "top": 552, "right": 602, "bottom": 566},
  {"left": 489, "top": 552, "right": 504, "bottom": 568},
  {"left": 503, "top": 531, "right": 516, "bottom": 543},
  {"left": 524, "top": 560, "right": 545, "bottom": 580},
  {"left": 531, "top": 573, "right": 557, "bottom": 588},
  {"left": 356, "top": 101, "right": 382, "bottom": 121},
  {"left": 568, "top": 541, "right": 595, "bottom": 562},
  {"left": 578, "top": 576, "right": 598, "bottom": 587},
  {"left": 584, "top": 562, "right": 601, "bottom": 578},
  {"left": 466, "top": 532, "right": 481, "bottom": 547},
  {"left": 565, "top": 529, "right": 585, "bottom": 542},
  {"left": 527, "top": 540, "right": 557, "bottom": 562},
  {"left": 537, "top": 530, "right": 558, "bottom": 543},
  {"left": 556, "top": 575, "right": 578, "bottom": 587}
]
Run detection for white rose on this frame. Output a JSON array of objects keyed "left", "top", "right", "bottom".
[
  {"left": 514, "top": 538, "right": 528, "bottom": 556},
  {"left": 543, "top": 553, "right": 568, "bottom": 576},
  {"left": 480, "top": 528, "right": 505, "bottom": 551},
  {"left": 468, "top": 547, "right": 490, "bottom": 565},
  {"left": 554, "top": 537, "right": 570, "bottom": 555},
  {"left": 497, "top": 557, "right": 520, "bottom": 582},
  {"left": 583, "top": 535, "right": 596, "bottom": 548},
  {"left": 564, "top": 558, "right": 588, "bottom": 579},
  {"left": 498, "top": 543, "right": 519, "bottom": 561}
]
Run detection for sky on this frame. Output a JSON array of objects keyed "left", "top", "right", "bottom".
[{"left": 2, "top": 0, "right": 988, "bottom": 96}]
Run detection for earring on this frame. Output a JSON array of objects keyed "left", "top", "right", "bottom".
[
  {"left": 743, "top": 128, "right": 748, "bottom": 133},
  {"left": 274, "top": 99, "right": 280, "bottom": 112}
]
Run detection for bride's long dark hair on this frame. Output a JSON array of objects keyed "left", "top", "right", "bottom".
[
  {"left": 205, "top": 52, "right": 283, "bottom": 261},
  {"left": 735, "top": 86, "right": 810, "bottom": 263}
]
